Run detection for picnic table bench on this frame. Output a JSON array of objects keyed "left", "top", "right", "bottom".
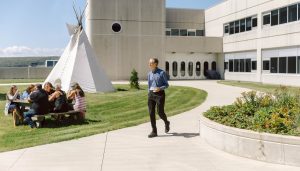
[{"left": 12, "top": 99, "right": 84, "bottom": 128}]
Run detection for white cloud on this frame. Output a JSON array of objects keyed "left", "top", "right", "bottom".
[{"left": 0, "top": 46, "right": 64, "bottom": 57}]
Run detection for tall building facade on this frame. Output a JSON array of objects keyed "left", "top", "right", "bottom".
[{"left": 206, "top": 0, "right": 300, "bottom": 86}]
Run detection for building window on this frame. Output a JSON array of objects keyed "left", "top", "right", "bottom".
[
  {"left": 240, "top": 59, "right": 245, "bottom": 72},
  {"left": 279, "top": 7, "right": 288, "bottom": 24},
  {"left": 188, "top": 62, "right": 193, "bottom": 76},
  {"left": 166, "top": 30, "right": 171, "bottom": 36},
  {"left": 166, "top": 62, "right": 169, "bottom": 75},
  {"left": 172, "top": 62, "right": 178, "bottom": 77},
  {"left": 245, "top": 59, "right": 251, "bottom": 72},
  {"left": 204, "top": 62, "right": 209, "bottom": 76},
  {"left": 171, "top": 29, "right": 179, "bottom": 36},
  {"left": 246, "top": 17, "right": 252, "bottom": 31},
  {"left": 271, "top": 10, "right": 279, "bottom": 26},
  {"left": 180, "top": 62, "right": 185, "bottom": 76},
  {"left": 229, "top": 60, "right": 233, "bottom": 72},
  {"left": 234, "top": 59, "right": 239, "bottom": 72},
  {"left": 271, "top": 58, "right": 278, "bottom": 73},
  {"left": 251, "top": 61, "right": 257, "bottom": 70},
  {"left": 229, "top": 22, "right": 234, "bottom": 34},
  {"left": 224, "top": 25, "right": 229, "bottom": 34},
  {"left": 288, "top": 4, "right": 298, "bottom": 22},
  {"left": 240, "top": 19, "right": 246, "bottom": 32},
  {"left": 112, "top": 23, "right": 122, "bottom": 32},
  {"left": 212, "top": 61, "right": 217, "bottom": 70},
  {"left": 196, "top": 62, "right": 201, "bottom": 76},
  {"left": 224, "top": 62, "right": 229, "bottom": 70},
  {"left": 252, "top": 17, "right": 257, "bottom": 27},
  {"left": 45, "top": 60, "right": 58, "bottom": 67},
  {"left": 288, "top": 56, "right": 296, "bottom": 73},
  {"left": 263, "top": 13, "right": 270, "bottom": 25},
  {"left": 279, "top": 57, "right": 287, "bottom": 73},
  {"left": 298, "top": 4, "right": 300, "bottom": 21},
  {"left": 298, "top": 57, "right": 300, "bottom": 73},
  {"left": 188, "top": 29, "right": 196, "bottom": 36},
  {"left": 180, "top": 29, "right": 187, "bottom": 36},
  {"left": 263, "top": 61, "right": 270, "bottom": 70},
  {"left": 196, "top": 30, "right": 204, "bottom": 36},
  {"left": 235, "top": 20, "right": 240, "bottom": 33}
]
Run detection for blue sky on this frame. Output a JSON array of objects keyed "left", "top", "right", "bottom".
[{"left": 0, "top": 0, "right": 223, "bottom": 57}]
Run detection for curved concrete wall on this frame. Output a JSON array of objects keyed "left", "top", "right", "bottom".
[{"left": 200, "top": 115, "right": 300, "bottom": 167}]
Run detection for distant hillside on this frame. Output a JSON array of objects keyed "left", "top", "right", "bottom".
[{"left": 0, "top": 56, "right": 59, "bottom": 67}]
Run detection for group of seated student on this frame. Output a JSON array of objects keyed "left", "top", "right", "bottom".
[{"left": 4, "top": 82, "right": 86, "bottom": 128}]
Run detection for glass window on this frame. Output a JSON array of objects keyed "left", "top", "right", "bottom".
[
  {"left": 188, "top": 62, "right": 193, "bottom": 76},
  {"left": 224, "top": 25, "right": 229, "bottom": 34},
  {"left": 246, "top": 17, "right": 252, "bottom": 31},
  {"left": 234, "top": 59, "right": 239, "bottom": 72},
  {"left": 180, "top": 29, "right": 187, "bottom": 36},
  {"left": 229, "top": 60, "right": 233, "bottom": 72},
  {"left": 235, "top": 20, "right": 240, "bottom": 33},
  {"left": 166, "top": 30, "right": 171, "bottom": 36},
  {"left": 240, "top": 59, "right": 245, "bottom": 72},
  {"left": 252, "top": 61, "right": 257, "bottom": 70},
  {"left": 204, "top": 62, "right": 209, "bottom": 77},
  {"left": 171, "top": 29, "right": 179, "bottom": 36},
  {"left": 288, "top": 56, "right": 296, "bottom": 73},
  {"left": 229, "top": 22, "right": 234, "bottom": 34},
  {"left": 271, "top": 10, "right": 279, "bottom": 26},
  {"left": 166, "top": 62, "right": 169, "bottom": 75},
  {"left": 196, "top": 30, "right": 204, "bottom": 36},
  {"left": 288, "top": 4, "right": 298, "bottom": 22},
  {"left": 263, "top": 61, "right": 270, "bottom": 70},
  {"left": 279, "top": 57, "right": 287, "bottom": 73},
  {"left": 46, "top": 61, "right": 53, "bottom": 67},
  {"left": 263, "top": 14, "right": 270, "bottom": 25},
  {"left": 240, "top": 19, "right": 246, "bottom": 32},
  {"left": 270, "top": 58, "right": 278, "bottom": 73},
  {"left": 279, "top": 7, "right": 288, "bottom": 24},
  {"left": 172, "top": 62, "right": 178, "bottom": 77},
  {"left": 298, "top": 4, "right": 300, "bottom": 21},
  {"left": 212, "top": 61, "right": 217, "bottom": 70},
  {"left": 245, "top": 59, "right": 251, "bottom": 72},
  {"left": 196, "top": 62, "right": 201, "bottom": 76},
  {"left": 224, "top": 62, "right": 229, "bottom": 70},
  {"left": 188, "top": 31, "right": 196, "bottom": 36},
  {"left": 298, "top": 57, "right": 300, "bottom": 73},
  {"left": 252, "top": 17, "right": 257, "bottom": 27},
  {"left": 180, "top": 62, "right": 185, "bottom": 76}
]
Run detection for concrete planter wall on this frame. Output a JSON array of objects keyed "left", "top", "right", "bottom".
[{"left": 200, "top": 115, "right": 300, "bottom": 167}]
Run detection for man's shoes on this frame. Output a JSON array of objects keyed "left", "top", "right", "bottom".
[
  {"left": 165, "top": 121, "right": 170, "bottom": 133},
  {"left": 148, "top": 131, "right": 158, "bottom": 138}
]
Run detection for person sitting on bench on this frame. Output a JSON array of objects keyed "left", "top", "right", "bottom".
[
  {"left": 23, "top": 84, "right": 49, "bottom": 128},
  {"left": 49, "top": 83, "right": 69, "bottom": 113},
  {"left": 4, "top": 85, "right": 20, "bottom": 116},
  {"left": 67, "top": 82, "right": 86, "bottom": 119}
]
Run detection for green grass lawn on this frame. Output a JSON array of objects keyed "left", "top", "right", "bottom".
[
  {"left": 218, "top": 80, "right": 300, "bottom": 94},
  {"left": 0, "top": 84, "right": 207, "bottom": 152},
  {"left": 0, "top": 79, "right": 44, "bottom": 84}
]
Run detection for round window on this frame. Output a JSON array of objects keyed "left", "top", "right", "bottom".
[{"left": 112, "top": 23, "right": 121, "bottom": 33}]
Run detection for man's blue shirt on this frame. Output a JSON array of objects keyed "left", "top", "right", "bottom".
[{"left": 148, "top": 68, "right": 169, "bottom": 91}]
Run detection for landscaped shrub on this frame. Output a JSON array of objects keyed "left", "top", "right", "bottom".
[
  {"left": 204, "top": 87, "right": 300, "bottom": 136},
  {"left": 129, "top": 69, "right": 140, "bottom": 89}
]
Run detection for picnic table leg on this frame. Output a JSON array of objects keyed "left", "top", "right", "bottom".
[{"left": 12, "top": 109, "right": 17, "bottom": 127}]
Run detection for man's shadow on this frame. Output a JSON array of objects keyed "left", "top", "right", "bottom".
[{"left": 158, "top": 132, "right": 199, "bottom": 138}]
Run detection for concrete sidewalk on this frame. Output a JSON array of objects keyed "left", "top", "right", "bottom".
[{"left": 0, "top": 80, "right": 299, "bottom": 171}]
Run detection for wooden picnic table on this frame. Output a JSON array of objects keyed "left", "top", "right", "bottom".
[{"left": 12, "top": 99, "right": 31, "bottom": 127}]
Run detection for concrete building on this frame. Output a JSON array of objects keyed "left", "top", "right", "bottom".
[
  {"left": 86, "top": 0, "right": 223, "bottom": 80},
  {"left": 206, "top": 0, "right": 300, "bottom": 86},
  {"left": 86, "top": 0, "right": 300, "bottom": 86}
]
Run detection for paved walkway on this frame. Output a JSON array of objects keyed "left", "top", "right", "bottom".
[{"left": 0, "top": 80, "right": 299, "bottom": 171}]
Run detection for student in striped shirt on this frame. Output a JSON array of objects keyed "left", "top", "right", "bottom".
[{"left": 67, "top": 82, "right": 86, "bottom": 119}]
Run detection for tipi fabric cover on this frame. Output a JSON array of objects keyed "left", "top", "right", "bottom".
[{"left": 44, "top": 26, "right": 114, "bottom": 93}]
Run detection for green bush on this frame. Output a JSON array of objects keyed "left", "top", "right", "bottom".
[
  {"left": 204, "top": 87, "right": 300, "bottom": 136},
  {"left": 129, "top": 69, "right": 140, "bottom": 89}
]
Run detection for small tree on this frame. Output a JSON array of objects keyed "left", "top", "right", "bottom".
[{"left": 130, "top": 69, "right": 140, "bottom": 89}]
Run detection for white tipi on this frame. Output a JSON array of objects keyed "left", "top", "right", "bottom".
[{"left": 44, "top": 5, "right": 114, "bottom": 93}]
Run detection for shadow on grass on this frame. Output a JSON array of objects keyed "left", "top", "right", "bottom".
[
  {"left": 158, "top": 132, "right": 199, "bottom": 138},
  {"left": 39, "top": 118, "right": 102, "bottom": 128}
]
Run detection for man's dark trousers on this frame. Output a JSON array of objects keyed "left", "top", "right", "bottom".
[{"left": 148, "top": 90, "right": 168, "bottom": 133}]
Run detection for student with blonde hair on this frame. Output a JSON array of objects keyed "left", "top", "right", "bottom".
[{"left": 4, "top": 85, "right": 20, "bottom": 116}]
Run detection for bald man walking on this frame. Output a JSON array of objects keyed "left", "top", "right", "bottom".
[{"left": 147, "top": 58, "right": 170, "bottom": 138}]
